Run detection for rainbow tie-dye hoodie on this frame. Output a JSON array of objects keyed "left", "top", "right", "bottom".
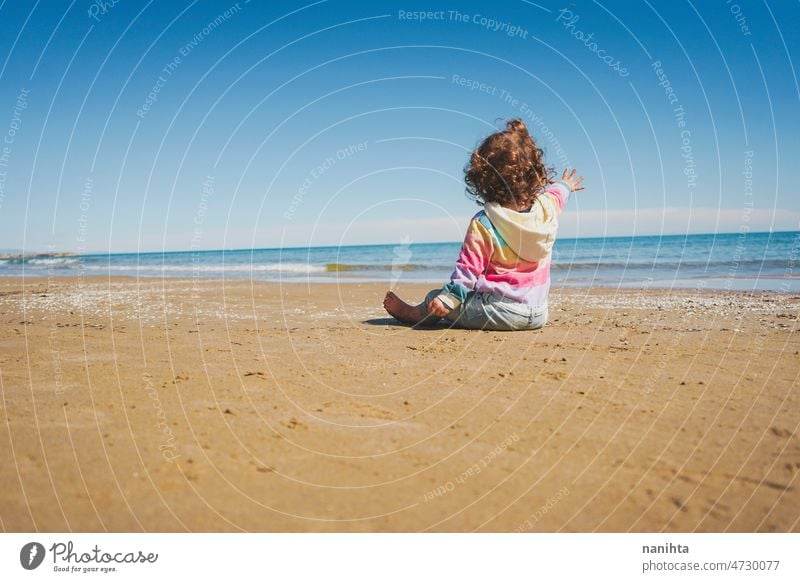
[{"left": 437, "top": 181, "right": 571, "bottom": 310}]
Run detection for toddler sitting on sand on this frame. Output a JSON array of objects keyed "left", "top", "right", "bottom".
[{"left": 383, "top": 119, "right": 584, "bottom": 331}]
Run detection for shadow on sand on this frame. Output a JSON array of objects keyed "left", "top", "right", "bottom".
[{"left": 362, "top": 317, "right": 451, "bottom": 330}]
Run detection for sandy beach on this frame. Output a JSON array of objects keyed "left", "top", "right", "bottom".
[{"left": 0, "top": 276, "right": 797, "bottom": 532}]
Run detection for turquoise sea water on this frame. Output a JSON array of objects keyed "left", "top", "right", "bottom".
[{"left": 2, "top": 231, "right": 799, "bottom": 292}]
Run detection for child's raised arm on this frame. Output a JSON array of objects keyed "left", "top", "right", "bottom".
[{"left": 545, "top": 168, "right": 584, "bottom": 213}]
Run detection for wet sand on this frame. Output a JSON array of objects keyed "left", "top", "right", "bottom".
[{"left": 0, "top": 276, "right": 798, "bottom": 532}]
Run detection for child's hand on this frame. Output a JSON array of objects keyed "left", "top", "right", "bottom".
[
  {"left": 429, "top": 297, "right": 450, "bottom": 318},
  {"left": 560, "top": 168, "right": 585, "bottom": 192}
]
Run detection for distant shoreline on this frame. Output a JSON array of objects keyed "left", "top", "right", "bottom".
[
  {"left": 2, "top": 230, "right": 798, "bottom": 293},
  {"left": 0, "top": 251, "right": 76, "bottom": 260},
  {"left": 5, "top": 229, "right": 799, "bottom": 257}
]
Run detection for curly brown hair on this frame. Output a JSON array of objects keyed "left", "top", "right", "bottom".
[{"left": 464, "top": 119, "right": 554, "bottom": 209}]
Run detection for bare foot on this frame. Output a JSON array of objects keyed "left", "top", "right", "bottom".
[{"left": 383, "top": 291, "right": 428, "bottom": 324}]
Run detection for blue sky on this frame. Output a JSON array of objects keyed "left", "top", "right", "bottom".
[{"left": 0, "top": 0, "right": 798, "bottom": 253}]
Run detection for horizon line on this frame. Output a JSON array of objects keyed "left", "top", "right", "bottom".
[{"left": 10, "top": 229, "right": 796, "bottom": 257}]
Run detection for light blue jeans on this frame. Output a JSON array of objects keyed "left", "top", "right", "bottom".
[{"left": 424, "top": 289, "right": 548, "bottom": 331}]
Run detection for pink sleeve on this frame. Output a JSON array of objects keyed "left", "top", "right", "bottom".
[{"left": 545, "top": 181, "right": 572, "bottom": 213}]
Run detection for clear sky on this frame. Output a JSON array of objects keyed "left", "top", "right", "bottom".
[{"left": 0, "top": 0, "right": 798, "bottom": 253}]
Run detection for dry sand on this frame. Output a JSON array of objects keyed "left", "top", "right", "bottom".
[{"left": 0, "top": 276, "right": 798, "bottom": 532}]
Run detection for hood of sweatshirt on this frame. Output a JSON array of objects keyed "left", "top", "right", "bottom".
[{"left": 484, "top": 198, "right": 558, "bottom": 262}]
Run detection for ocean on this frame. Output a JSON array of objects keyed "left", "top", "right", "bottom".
[{"left": 2, "top": 231, "right": 799, "bottom": 292}]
